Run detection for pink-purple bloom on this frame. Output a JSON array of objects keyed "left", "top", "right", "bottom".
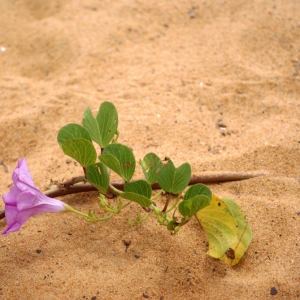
[{"left": 2, "top": 158, "right": 66, "bottom": 235}]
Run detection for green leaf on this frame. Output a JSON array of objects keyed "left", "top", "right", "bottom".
[
  {"left": 96, "top": 101, "right": 118, "bottom": 147},
  {"left": 184, "top": 184, "right": 212, "bottom": 201},
  {"left": 99, "top": 143, "right": 135, "bottom": 182},
  {"left": 120, "top": 180, "right": 152, "bottom": 207},
  {"left": 120, "top": 192, "right": 152, "bottom": 207},
  {"left": 179, "top": 195, "right": 210, "bottom": 218},
  {"left": 61, "top": 138, "right": 97, "bottom": 167},
  {"left": 156, "top": 158, "right": 191, "bottom": 194},
  {"left": 86, "top": 163, "right": 110, "bottom": 194},
  {"left": 179, "top": 184, "right": 212, "bottom": 218},
  {"left": 139, "top": 153, "right": 163, "bottom": 185},
  {"left": 196, "top": 195, "right": 238, "bottom": 259},
  {"left": 124, "top": 180, "right": 152, "bottom": 199},
  {"left": 219, "top": 198, "right": 252, "bottom": 266},
  {"left": 83, "top": 107, "right": 102, "bottom": 146},
  {"left": 57, "top": 123, "right": 92, "bottom": 147}
]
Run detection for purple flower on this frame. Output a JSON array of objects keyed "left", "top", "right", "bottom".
[{"left": 2, "top": 158, "right": 66, "bottom": 235}]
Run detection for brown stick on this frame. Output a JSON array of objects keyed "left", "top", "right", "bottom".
[
  {"left": 45, "top": 172, "right": 265, "bottom": 198},
  {"left": 0, "top": 172, "right": 266, "bottom": 220},
  {"left": 2, "top": 172, "right": 298, "bottom": 220}
]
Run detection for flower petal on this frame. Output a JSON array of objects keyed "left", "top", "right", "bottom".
[
  {"left": 2, "top": 221, "right": 22, "bottom": 235},
  {"left": 12, "top": 158, "right": 36, "bottom": 190},
  {"left": 2, "top": 202, "right": 18, "bottom": 226},
  {"left": 3, "top": 185, "right": 19, "bottom": 205}
]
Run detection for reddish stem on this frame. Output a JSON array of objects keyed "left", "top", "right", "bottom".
[{"left": 0, "top": 172, "right": 266, "bottom": 220}]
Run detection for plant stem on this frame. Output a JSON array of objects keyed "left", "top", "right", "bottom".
[
  {"left": 121, "top": 201, "right": 131, "bottom": 209},
  {"left": 44, "top": 172, "right": 267, "bottom": 198},
  {"left": 64, "top": 204, "right": 90, "bottom": 218},
  {"left": 150, "top": 204, "right": 172, "bottom": 224},
  {"left": 130, "top": 212, "right": 152, "bottom": 225},
  {"left": 150, "top": 189, "right": 163, "bottom": 201},
  {"left": 1, "top": 172, "right": 298, "bottom": 220},
  {"left": 64, "top": 204, "right": 113, "bottom": 222},
  {"left": 108, "top": 184, "right": 123, "bottom": 196},
  {"left": 162, "top": 193, "right": 172, "bottom": 212},
  {"left": 165, "top": 196, "right": 181, "bottom": 213}
]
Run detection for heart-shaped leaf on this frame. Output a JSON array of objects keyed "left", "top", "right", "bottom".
[
  {"left": 139, "top": 152, "right": 163, "bottom": 185},
  {"left": 57, "top": 123, "right": 92, "bottom": 147},
  {"left": 157, "top": 158, "right": 191, "bottom": 194},
  {"left": 120, "top": 180, "right": 152, "bottom": 207},
  {"left": 86, "top": 162, "right": 110, "bottom": 194},
  {"left": 179, "top": 184, "right": 212, "bottom": 218},
  {"left": 196, "top": 195, "right": 238, "bottom": 259},
  {"left": 96, "top": 102, "right": 118, "bottom": 147},
  {"left": 178, "top": 195, "right": 210, "bottom": 218},
  {"left": 124, "top": 180, "right": 152, "bottom": 199},
  {"left": 61, "top": 138, "right": 97, "bottom": 167},
  {"left": 98, "top": 143, "right": 135, "bottom": 182}
]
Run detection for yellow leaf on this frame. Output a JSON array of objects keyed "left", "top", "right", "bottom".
[
  {"left": 196, "top": 195, "right": 252, "bottom": 266},
  {"left": 196, "top": 195, "right": 238, "bottom": 259},
  {"left": 219, "top": 198, "right": 252, "bottom": 266}
]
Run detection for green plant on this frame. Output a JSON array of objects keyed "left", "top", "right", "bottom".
[{"left": 55, "top": 101, "right": 252, "bottom": 266}]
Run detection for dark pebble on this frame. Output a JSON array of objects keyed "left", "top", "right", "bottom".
[
  {"left": 135, "top": 255, "right": 140, "bottom": 259},
  {"left": 270, "top": 287, "right": 278, "bottom": 295},
  {"left": 36, "top": 249, "right": 42, "bottom": 254},
  {"left": 142, "top": 293, "right": 149, "bottom": 298}
]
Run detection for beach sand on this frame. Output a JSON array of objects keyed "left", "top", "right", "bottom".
[{"left": 0, "top": 0, "right": 299, "bottom": 299}]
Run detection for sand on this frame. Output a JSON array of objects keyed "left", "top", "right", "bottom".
[{"left": 0, "top": 0, "right": 299, "bottom": 299}]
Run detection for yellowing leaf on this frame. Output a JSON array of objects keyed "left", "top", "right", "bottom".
[
  {"left": 219, "top": 198, "right": 252, "bottom": 266},
  {"left": 196, "top": 195, "right": 238, "bottom": 259}
]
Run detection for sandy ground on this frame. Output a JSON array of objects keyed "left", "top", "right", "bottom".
[{"left": 0, "top": 0, "right": 300, "bottom": 299}]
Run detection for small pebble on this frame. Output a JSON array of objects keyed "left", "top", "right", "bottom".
[
  {"left": 36, "top": 249, "right": 42, "bottom": 254},
  {"left": 270, "top": 287, "right": 278, "bottom": 295},
  {"left": 189, "top": 7, "right": 195, "bottom": 18}
]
